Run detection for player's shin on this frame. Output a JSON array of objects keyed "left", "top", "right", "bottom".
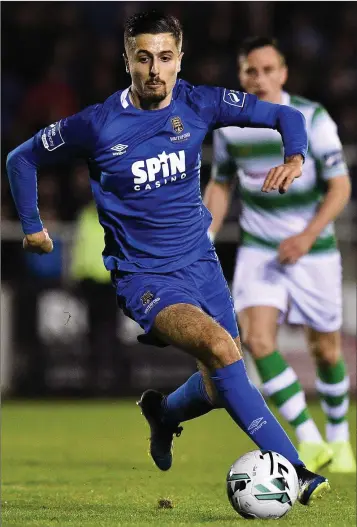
[
  {"left": 162, "top": 372, "right": 214, "bottom": 426},
  {"left": 256, "top": 350, "right": 323, "bottom": 443},
  {"left": 316, "top": 358, "right": 350, "bottom": 442},
  {"left": 211, "top": 359, "right": 303, "bottom": 465}
]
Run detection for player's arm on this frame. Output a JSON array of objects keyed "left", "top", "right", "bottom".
[
  {"left": 204, "top": 180, "right": 233, "bottom": 241},
  {"left": 203, "top": 129, "right": 236, "bottom": 241},
  {"left": 199, "top": 87, "right": 308, "bottom": 194},
  {"left": 6, "top": 106, "right": 98, "bottom": 254},
  {"left": 279, "top": 109, "right": 351, "bottom": 264}
]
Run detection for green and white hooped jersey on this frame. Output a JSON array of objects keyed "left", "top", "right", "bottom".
[{"left": 212, "top": 92, "right": 349, "bottom": 253}]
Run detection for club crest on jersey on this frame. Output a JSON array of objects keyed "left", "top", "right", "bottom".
[
  {"left": 223, "top": 89, "right": 246, "bottom": 108},
  {"left": 171, "top": 116, "right": 184, "bottom": 134},
  {"left": 141, "top": 291, "right": 154, "bottom": 306}
]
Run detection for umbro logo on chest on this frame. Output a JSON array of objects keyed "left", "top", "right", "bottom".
[{"left": 111, "top": 144, "right": 128, "bottom": 156}]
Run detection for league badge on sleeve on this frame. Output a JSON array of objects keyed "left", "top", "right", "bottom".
[
  {"left": 41, "top": 121, "right": 65, "bottom": 151},
  {"left": 323, "top": 150, "right": 344, "bottom": 168},
  {"left": 223, "top": 89, "right": 246, "bottom": 108}
]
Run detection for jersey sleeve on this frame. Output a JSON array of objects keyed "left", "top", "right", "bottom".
[
  {"left": 6, "top": 105, "right": 99, "bottom": 234},
  {"left": 192, "top": 85, "right": 307, "bottom": 161},
  {"left": 309, "top": 107, "right": 349, "bottom": 180},
  {"left": 211, "top": 129, "right": 237, "bottom": 183},
  {"left": 33, "top": 104, "right": 100, "bottom": 164}
]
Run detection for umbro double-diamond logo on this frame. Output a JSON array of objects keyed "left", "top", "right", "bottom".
[
  {"left": 248, "top": 417, "right": 267, "bottom": 435},
  {"left": 111, "top": 144, "right": 128, "bottom": 156}
]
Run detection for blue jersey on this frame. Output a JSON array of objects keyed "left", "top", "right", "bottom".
[{"left": 7, "top": 79, "right": 307, "bottom": 273}]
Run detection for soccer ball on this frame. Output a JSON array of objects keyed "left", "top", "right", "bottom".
[{"left": 226, "top": 450, "right": 299, "bottom": 520}]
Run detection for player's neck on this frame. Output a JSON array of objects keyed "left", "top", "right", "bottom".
[
  {"left": 129, "top": 88, "right": 173, "bottom": 111},
  {"left": 267, "top": 91, "right": 284, "bottom": 104}
]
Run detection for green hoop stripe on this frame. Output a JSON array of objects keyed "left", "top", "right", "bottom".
[
  {"left": 241, "top": 230, "right": 337, "bottom": 253},
  {"left": 227, "top": 142, "right": 282, "bottom": 159},
  {"left": 240, "top": 187, "right": 322, "bottom": 210}
]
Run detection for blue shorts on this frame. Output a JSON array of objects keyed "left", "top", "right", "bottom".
[{"left": 112, "top": 248, "right": 239, "bottom": 339}]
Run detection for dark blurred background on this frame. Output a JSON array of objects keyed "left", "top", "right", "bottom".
[{"left": 1, "top": 1, "right": 356, "bottom": 398}]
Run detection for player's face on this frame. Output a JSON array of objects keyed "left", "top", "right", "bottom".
[
  {"left": 239, "top": 46, "right": 287, "bottom": 104},
  {"left": 124, "top": 33, "right": 183, "bottom": 109}
]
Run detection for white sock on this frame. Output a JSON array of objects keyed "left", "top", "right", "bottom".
[
  {"left": 326, "top": 421, "right": 349, "bottom": 442},
  {"left": 296, "top": 418, "right": 323, "bottom": 443}
]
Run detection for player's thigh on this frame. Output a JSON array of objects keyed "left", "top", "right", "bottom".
[
  {"left": 238, "top": 306, "right": 280, "bottom": 358},
  {"left": 232, "top": 246, "right": 287, "bottom": 317},
  {"left": 113, "top": 268, "right": 203, "bottom": 335},
  {"left": 153, "top": 303, "right": 241, "bottom": 369},
  {"left": 187, "top": 249, "right": 239, "bottom": 340},
  {"left": 287, "top": 251, "right": 342, "bottom": 332},
  {"left": 305, "top": 326, "right": 342, "bottom": 365}
]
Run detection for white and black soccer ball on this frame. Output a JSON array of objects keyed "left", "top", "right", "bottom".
[{"left": 226, "top": 450, "right": 299, "bottom": 520}]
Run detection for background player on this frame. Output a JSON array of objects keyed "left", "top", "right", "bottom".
[
  {"left": 7, "top": 12, "right": 329, "bottom": 504},
  {"left": 204, "top": 37, "right": 355, "bottom": 473}
]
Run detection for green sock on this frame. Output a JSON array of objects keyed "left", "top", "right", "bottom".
[
  {"left": 255, "top": 350, "right": 322, "bottom": 443},
  {"left": 316, "top": 358, "right": 350, "bottom": 442}
]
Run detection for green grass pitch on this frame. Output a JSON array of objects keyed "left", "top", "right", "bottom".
[{"left": 2, "top": 400, "right": 356, "bottom": 526}]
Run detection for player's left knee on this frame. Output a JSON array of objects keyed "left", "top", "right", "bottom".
[
  {"left": 317, "top": 347, "right": 341, "bottom": 366},
  {"left": 310, "top": 332, "right": 341, "bottom": 366}
]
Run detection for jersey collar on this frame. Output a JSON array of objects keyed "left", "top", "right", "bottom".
[
  {"left": 281, "top": 91, "right": 290, "bottom": 106},
  {"left": 120, "top": 87, "right": 130, "bottom": 109}
]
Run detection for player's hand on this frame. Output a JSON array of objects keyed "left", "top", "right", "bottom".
[
  {"left": 23, "top": 228, "right": 54, "bottom": 255},
  {"left": 261, "top": 155, "right": 303, "bottom": 194},
  {"left": 278, "top": 232, "right": 315, "bottom": 264}
]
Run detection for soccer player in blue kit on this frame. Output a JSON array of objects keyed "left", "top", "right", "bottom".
[{"left": 7, "top": 11, "right": 330, "bottom": 506}]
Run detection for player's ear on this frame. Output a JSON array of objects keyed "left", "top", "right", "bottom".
[
  {"left": 281, "top": 65, "right": 288, "bottom": 86},
  {"left": 177, "top": 52, "right": 184, "bottom": 73},
  {"left": 123, "top": 53, "right": 130, "bottom": 74},
  {"left": 237, "top": 57, "right": 245, "bottom": 86}
]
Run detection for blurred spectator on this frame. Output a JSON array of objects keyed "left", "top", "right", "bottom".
[
  {"left": 1, "top": 73, "right": 25, "bottom": 140},
  {"left": 288, "top": 12, "right": 326, "bottom": 63},
  {"left": 70, "top": 202, "right": 109, "bottom": 286},
  {"left": 65, "top": 162, "right": 93, "bottom": 218},
  {"left": 13, "top": 65, "right": 78, "bottom": 143},
  {"left": 70, "top": 201, "right": 119, "bottom": 392}
]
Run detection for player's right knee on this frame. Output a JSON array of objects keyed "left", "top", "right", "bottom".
[
  {"left": 209, "top": 336, "right": 240, "bottom": 368},
  {"left": 244, "top": 333, "right": 275, "bottom": 359}
]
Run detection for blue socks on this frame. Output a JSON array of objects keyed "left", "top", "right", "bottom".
[
  {"left": 161, "top": 361, "right": 303, "bottom": 466},
  {"left": 162, "top": 372, "right": 214, "bottom": 426},
  {"left": 211, "top": 360, "right": 303, "bottom": 465}
]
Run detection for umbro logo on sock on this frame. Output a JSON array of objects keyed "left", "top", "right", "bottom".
[
  {"left": 248, "top": 417, "right": 263, "bottom": 430},
  {"left": 248, "top": 417, "right": 267, "bottom": 435},
  {"left": 111, "top": 144, "right": 128, "bottom": 156}
]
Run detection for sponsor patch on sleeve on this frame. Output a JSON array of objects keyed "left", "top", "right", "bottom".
[
  {"left": 223, "top": 89, "right": 246, "bottom": 108},
  {"left": 322, "top": 150, "right": 344, "bottom": 168},
  {"left": 41, "top": 121, "right": 65, "bottom": 151}
]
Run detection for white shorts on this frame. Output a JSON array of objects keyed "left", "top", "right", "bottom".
[{"left": 232, "top": 246, "right": 342, "bottom": 332}]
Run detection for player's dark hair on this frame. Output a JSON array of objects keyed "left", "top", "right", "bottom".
[
  {"left": 124, "top": 10, "right": 183, "bottom": 50},
  {"left": 238, "top": 36, "right": 286, "bottom": 64}
]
